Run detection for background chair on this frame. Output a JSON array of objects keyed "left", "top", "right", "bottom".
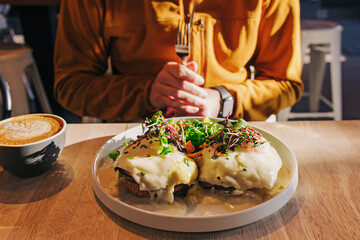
[
  {"left": 277, "top": 20, "right": 343, "bottom": 121},
  {"left": 0, "top": 45, "right": 52, "bottom": 116},
  {"left": 0, "top": 11, "right": 52, "bottom": 117}
]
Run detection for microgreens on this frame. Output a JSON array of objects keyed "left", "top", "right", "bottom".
[
  {"left": 208, "top": 119, "right": 265, "bottom": 154},
  {"left": 143, "top": 111, "right": 182, "bottom": 155},
  {"left": 139, "top": 112, "right": 263, "bottom": 157}
]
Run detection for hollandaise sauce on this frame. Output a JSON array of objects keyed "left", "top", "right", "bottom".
[{"left": 97, "top": 157, "right": 291, "bottom": 217}]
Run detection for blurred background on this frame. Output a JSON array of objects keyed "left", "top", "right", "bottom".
[
  {"left": 0, "top": 0, "right": 359, "bottom": 122},
  {"left": 294, "top": 0, "right": 360, "bottom": 120}
]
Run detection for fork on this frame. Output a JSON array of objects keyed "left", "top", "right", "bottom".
[
  {"left": 175, "top": 19, "right": 191, "bottom": 64},
  {"left": 175, "top": 0, "right": 196, "bottom": 64}
]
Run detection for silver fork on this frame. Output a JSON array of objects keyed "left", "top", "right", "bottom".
[
  {"left": 175, "top": 0, "right": 196, "bottom": 64},
  {"left": 175, "top": 19, "right": 190, "bottom": 64}
]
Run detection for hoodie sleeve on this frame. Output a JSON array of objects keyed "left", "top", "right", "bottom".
[{"left": 54, "top": 0, "right": 157, "bottom": 122}]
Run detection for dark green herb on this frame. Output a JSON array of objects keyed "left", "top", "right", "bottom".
[{"left": 109, "top": 150, "right": 120, "bottom": 161}]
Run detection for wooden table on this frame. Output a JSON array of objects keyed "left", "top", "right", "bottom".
[{"left": 0, "top": 121, "right": 359, "bottom": 239}]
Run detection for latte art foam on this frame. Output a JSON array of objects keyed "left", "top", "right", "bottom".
[
  {"left": 0, "top": 115, "right": 62, "bottom": 145},
  {"left": 2, "top": 121, "right": 53, "bottom": 138}
]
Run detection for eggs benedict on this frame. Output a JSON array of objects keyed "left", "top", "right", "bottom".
[
  {"left": 197, "top": 119, "right": 282, "bottom": 192},
  {"left": 113, "top": 112, "right": 198, "bottom": 203}
]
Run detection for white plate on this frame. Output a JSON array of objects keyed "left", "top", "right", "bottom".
[{"left": 92, "top": 118, "right": 298, "bottom": 232}]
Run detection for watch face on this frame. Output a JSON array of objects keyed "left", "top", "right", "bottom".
[{"left": 222, "top": 98, "right": 234, "bottom": 117}]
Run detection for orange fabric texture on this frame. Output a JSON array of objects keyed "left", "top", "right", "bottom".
[{"left": 54, "top": 0, "right": 303, "bottom": 122}]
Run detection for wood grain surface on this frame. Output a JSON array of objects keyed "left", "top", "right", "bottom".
[{"left": 0, "top": 121, "right": 359, "bottom": 239}]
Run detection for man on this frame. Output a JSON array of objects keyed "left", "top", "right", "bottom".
[{"left": 54, "top": 0, "right": 303, "bottom": 122}]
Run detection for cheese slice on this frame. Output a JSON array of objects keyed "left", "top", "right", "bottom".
[
  {"left": 114, "top": 138, "right": 198, "bottom": 203},
  {"left": 198, "top": 141, "right": 282, "bottom": 191}
]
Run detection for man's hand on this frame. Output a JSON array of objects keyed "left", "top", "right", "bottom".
[
  {"left": 165, "top": 88, "right": 221, "bottom": 118},
  {"left": 149, "top": 61, "right": 222, "bottom": 118},
  {"left": 149, "top": 61, "right": 208, "bottom": 114}
]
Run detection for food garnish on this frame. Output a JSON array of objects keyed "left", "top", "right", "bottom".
[
  {"left": 109, "top": 150, "right": 120, "bottom": 161},
  {"left": 109, "top": 111, "right": 266, "bottom": 161},
  {"left": 208, "top": 119, "right": 266, "bottom": 155}
]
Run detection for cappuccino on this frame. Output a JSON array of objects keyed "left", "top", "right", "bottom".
[{"left": 0, "top": 114, "right": 63, "bottom": 145}]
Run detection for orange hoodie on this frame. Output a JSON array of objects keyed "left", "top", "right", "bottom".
[{"left": 54, "top": 0, "right": 303, "bottom": 122}]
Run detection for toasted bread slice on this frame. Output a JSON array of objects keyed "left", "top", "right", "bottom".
[{"left": 116, "top": 168, "right": 191, "bottom": 199}]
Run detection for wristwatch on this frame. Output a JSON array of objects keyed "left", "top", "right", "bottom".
[{"left": 212, "top": 86, "right": 234, "bottom": 118}]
